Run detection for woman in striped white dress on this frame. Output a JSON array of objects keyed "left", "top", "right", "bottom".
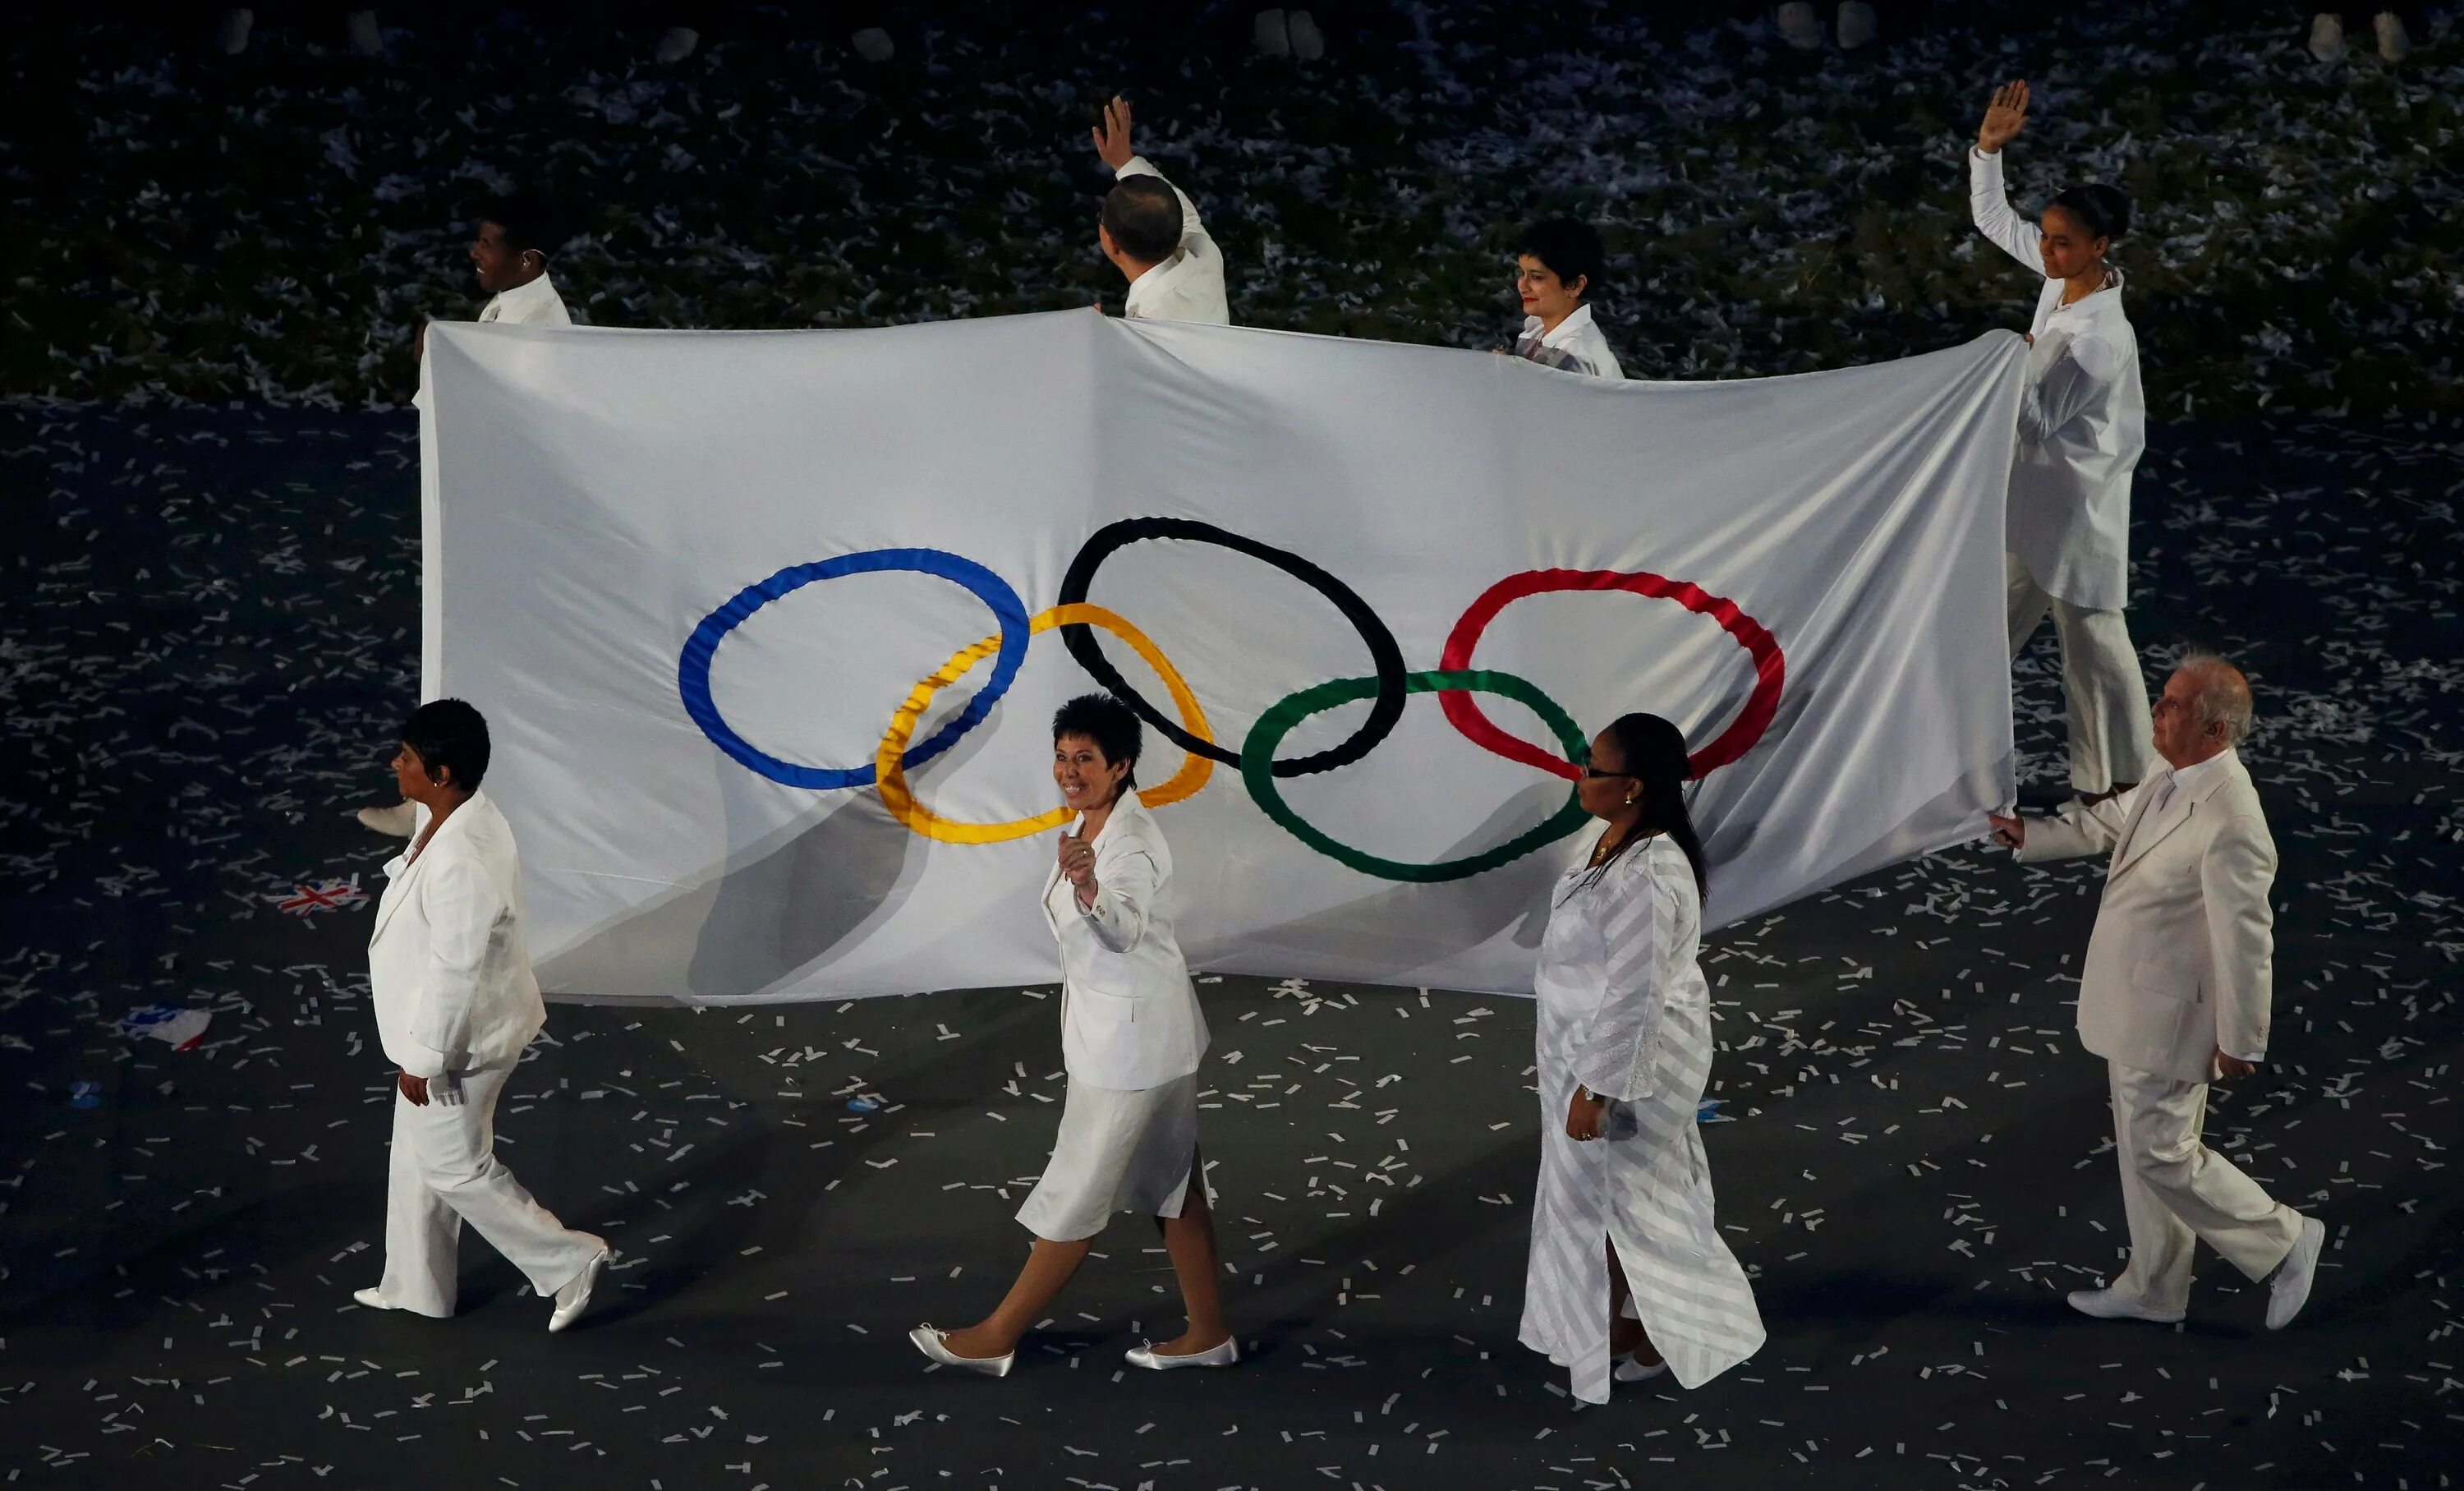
[{"left": 1518, "top": 712, "right": 1764, "bottom": 1404}]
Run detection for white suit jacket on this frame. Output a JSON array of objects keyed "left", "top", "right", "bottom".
[
  {"left": 2018, "top": 751, "right": 2277, "bottom": 1083},
  {"left": 369, "top": 791, "right": 546, "bottom": 1078},
  {"left": 411, "top": 272, "right": 572, "bottom": 411},
  {"left": 1115, "top": 155, "right": 1230, "bottom": 326},
  {"left": 1970, "top": 146, "right": 2145, "bottom": 612},
  {"left": 1041, "top": 793, "right": 1209, "bottom": 1090}
]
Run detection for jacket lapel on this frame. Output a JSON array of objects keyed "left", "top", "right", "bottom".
[
  {"left": 369, "top": 796, "right": 478, "bottom": 943},
  {"left": 2109, "top": 755, "right": 2237, "bottom": 881},
  {"left": 1040, "top": 812, "right": 1080, "bottom": 934}
]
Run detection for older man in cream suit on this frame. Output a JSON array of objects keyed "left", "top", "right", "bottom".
[
  {"left": 1992, "top": 652, "right": 2324, "bottom": 1330},
  {"left": 355, "top": 699, "right": 610, "bottom": 1331}
]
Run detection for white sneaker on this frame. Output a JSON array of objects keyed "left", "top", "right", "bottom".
[
  {"left": 2308, "top": 12, "right": 2346, "bottom": 62},
  {"left": 344, "top": 9, "right": 381, "bottom": 56},
  {"left": 1614, "top": 1352, "right": 1669, "bottom": 1383},
  {"left": 548, "top": 1245, "right": 610, "bottom": 1333},
  {"left": 2266, "top": 1216, "right": 2325, "bottom": 1330},
  {"left": 653, "top": 25, "right": 699, "bottom": 64},
  {"left": 1253, "top": 8, "right": 1290, "bottom": 57},
  {"left": 1125, "top": 1336, "right": 1239, "bottom": 1370},
  {"left": 1837, "top": 1, "right": 1876, "bottom": 49},
  {"left": 2066, "top": 1287, "right": 2185, "bottom": 1325},
  {"left": 216, "top": 7, "right": 253, "bottom": 54},
  {"left": 849, "top": 26, "right": 895, "bottom": 62},
  {"left": 357, "top": 802, "right": 416, "bottom": 836},
  {"left": 1776, "top": 2, "right": 1823, "bottom": 50},
  {"left": 909, "top": 1325, "right": 1015, "bottom": 1377},
  {"left": 352, "top": 1286, "right": 397, "bottom": 1311},
  {"left": 1286, "top": 10, "right": 1325, "bottom": 61},
  {"left": 2374, "top": 11, "right": 2411, "bottom": 62}
]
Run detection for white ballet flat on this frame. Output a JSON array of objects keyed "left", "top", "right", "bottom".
[
  {"left": 910, "top": 1326, "right": 1015, "bottom": 1378},
  {"left": 1614, "top": 1352, "right": 1669, "bottom": 1383},
  {"left": 548, "top": 1245, "right": 611, "bottom": 1333},
  {"left": 1126, "top": 1336, "right": 1239, "bottom": 1370}
]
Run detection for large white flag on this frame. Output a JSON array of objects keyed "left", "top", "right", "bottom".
[{"left": 420, "top": 311, "right": 2021, "bottom": 1002}]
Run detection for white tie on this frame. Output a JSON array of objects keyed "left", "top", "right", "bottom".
[{"left": 2145, "top": 771, "right": 2178, "bottom": 820}]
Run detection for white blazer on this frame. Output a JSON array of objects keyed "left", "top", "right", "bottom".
[
  {"left": 2018, "top": 751, "right": 2278, "bottom": 1083},
  {"left": 1969, "top": 146, "right": 2145, "bottom": 612},
  {"left": 1041, "top": 793, "right": 1209, "bottom": 1090},
  {"left": 368, "top": 791, "right": 546, "bottom": 1079},
  {"left": 1115, "top": 155, "right": 1231, "bottom": 326}
]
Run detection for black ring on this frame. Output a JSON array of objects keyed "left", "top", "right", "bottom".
[{"left": 1056, "top": 517, "right": 1409, "bottom": 779}]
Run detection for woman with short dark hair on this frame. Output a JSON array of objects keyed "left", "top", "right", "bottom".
[
  {"left": 911, "top": 693, "right": 1234, "bottom": 1377},
  {"left": 354, "top": 699, "right": 610, "bottom": 1332},
  {"left": 1971, "top": 79, "right": 2154, "bottom": 808},
  {"left": 1518, "top": 714, "right": 1763, "bottom": 1403},
  {"left": 1512, "top": 218, "right": 1623, "bottom": 379}
]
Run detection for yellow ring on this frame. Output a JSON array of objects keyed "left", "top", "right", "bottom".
[{"left": 875, "top": 603, "right": 1215, "bottom": 844}]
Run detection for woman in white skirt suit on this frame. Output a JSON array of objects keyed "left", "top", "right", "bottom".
[
  {"left": 912, "top": 694, "right": 1234, "bottom": 1377},
  {"left": 1519, "top": 713, "right": 1764, "bottom": 1404},
  {"left": 1971, "top": 78, "right": 2154, "bottom": 803}
]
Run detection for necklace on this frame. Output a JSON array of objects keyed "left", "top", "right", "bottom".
[{"left": 1588, "top": 826, "right": 1658, "bottom": 867}]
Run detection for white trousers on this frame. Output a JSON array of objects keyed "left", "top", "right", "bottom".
[
  {"left": 2007, "top": 555, "right": 2154, "bottom": 794},
  {"left": 377, "top": 1062, "right": 602, "bottom": 1318},
  {"left": 2105, "top": 1061, "right": 2304, "bottom": 1313}
]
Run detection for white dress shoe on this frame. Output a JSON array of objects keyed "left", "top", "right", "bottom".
[
  {"left": 652, "top": 25, "right": 699, "bottom": 64},
  {"left": 216, "top": 8, "right": 253, "bottom": 55},
  {"left": 1125, "top": 1336, "right": 1239, "bottom": 1370},
  {"left": 344, "top": 9, "right": 381, "bottom": 56},
  {"left": 1837, "top": 0, "right": 1877, "bottom": 49},
  {"left": 910, "top": 1326, "right": 1014, "bottom": 1377},
  {"left": 1286, "top": 10, "right": 1325, "bottom": 61},
  {"left": 548, "top": 1245, "right": 610, "bottom": 1333},
  {"left": 352, "top": 1286, "right": 397, "bottom": 1310},
  {"left": 1614, "top": 1352, "right": 1669, "bottom": 1383},
  {"left": 1776, "top": 2, "right": 1823, "bottom": 51},
  {"left": 2308, "top": 12, "right": 2346, "bottom": 62},
  {"left": 849, "top": 26, "right": 895, "bottom": 62},
  {"left": 2267, "top": 1215, "right": 2326, "bottom": 1330},
  {"left": 1253, "top": 9, "right": 1290, "bottom": 57},
  {"left": 2066, "top": 1287, "right": 2184, "bottom": 1324},
  {"left": 2374, "top": 12, "right": 2411, "bottom": 62},
  {"left": 357, "top": 802, "right": 416, "bottom": 836}
]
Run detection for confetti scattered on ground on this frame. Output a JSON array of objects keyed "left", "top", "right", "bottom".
[{"left": 2, "top": 400, "right": 2457, "bottom": 1485}]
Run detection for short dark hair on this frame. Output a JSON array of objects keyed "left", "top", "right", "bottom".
[
  {"left": 2047, "top": 182, "right": 2131, "bottom": 242},
  {"left": 1517, "top": 218, "right": 1606, "bottom": 301},
  {"left": 401, "top": 698, "right": 491, "bottom": 793},
  {"left": 1101, "top": 177, "right": 1184, "bottom": 265},
  {"left": 1052, "top": 693, "right": 1142, "bottom": 788},
  {"left": 480, "top": 196, "right": 560, "bottom": 260}
]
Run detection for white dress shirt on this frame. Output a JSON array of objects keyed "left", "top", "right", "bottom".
[
  {"left": 1515, "top": 303, "right": 1625, "bottom": 380},
  {"left": 1115, "top": 156, "right": 1230, "bottom": 326},
  {"left": 1969, "top": 146, "right": 2145, "bottom": 613}
]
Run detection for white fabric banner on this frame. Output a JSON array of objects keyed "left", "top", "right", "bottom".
[{"left": 420, "top": 311, "right": 2022, "bottom": 1002}]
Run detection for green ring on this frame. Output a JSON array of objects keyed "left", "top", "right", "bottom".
[{"left": 1239, "top": 669, "right": 1592, "bottom": 883}]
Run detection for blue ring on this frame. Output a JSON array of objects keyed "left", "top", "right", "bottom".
[{"left": 678, "top": 549, "right": 1031, "bottom": 789}]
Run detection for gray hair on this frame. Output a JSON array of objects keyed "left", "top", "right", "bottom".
[{"left": 2173, "top": 648, "right": 2255, "bottom": 748}]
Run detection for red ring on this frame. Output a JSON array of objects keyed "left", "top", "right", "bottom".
[{"left": 1437, "top": 569, "right": 1786, "bottom": 780}]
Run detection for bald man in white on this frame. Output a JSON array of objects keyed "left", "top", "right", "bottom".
[{"left": 1990, "top": 652, "right": 2324, "bottom": 1331}]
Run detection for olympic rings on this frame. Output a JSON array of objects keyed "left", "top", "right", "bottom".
[
  {"left": 679, "top": 549, "right": 1030, "bottom": 790},
  {"left": 874, "top": 604, "right": 1216, "bottom": 844},
  {"left": 1240, "top": 670, "right": 1593, "bottom": 883},
  {"left": 676, "top": 533, "right": 1792, "bottom": 882},
  {"left": 1055, "top": 517, "right": 1409, "bottom": 779},
  {"left": 1437, "top": 568, "right": 1785, "bottom": 781}
]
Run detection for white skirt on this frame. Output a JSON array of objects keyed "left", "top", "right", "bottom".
[{"left": 1015, "top": 1073, "right": 1198, "bottom": 1242}]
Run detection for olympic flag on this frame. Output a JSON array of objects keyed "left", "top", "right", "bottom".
[{"left": 419, "top": 311, "right": 2025, "bottom": 1003}]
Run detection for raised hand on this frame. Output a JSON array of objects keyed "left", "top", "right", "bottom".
[
  {"left": 1091, "top": 94, "right": 1134, "bottom": 171},
  {"left": 1978, "top": 79, "right": 2030, "bottom": 154},
  {"left": 1059, "top": 831, "right": 1098, "bottom": 890}
]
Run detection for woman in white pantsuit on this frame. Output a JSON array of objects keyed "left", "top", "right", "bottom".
[
  {"left": 353, "top": 699, "right": 609, "bottom": 1331},
  {"left": 1519, "top": 714, "right": 1764, "bottom": 1405},
  {"left": 1971, "top": 79, "right": 2155, "bottom": 803},
  {"left": 912, "top": 694, "right": 1234, "bottom": 1377}
]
